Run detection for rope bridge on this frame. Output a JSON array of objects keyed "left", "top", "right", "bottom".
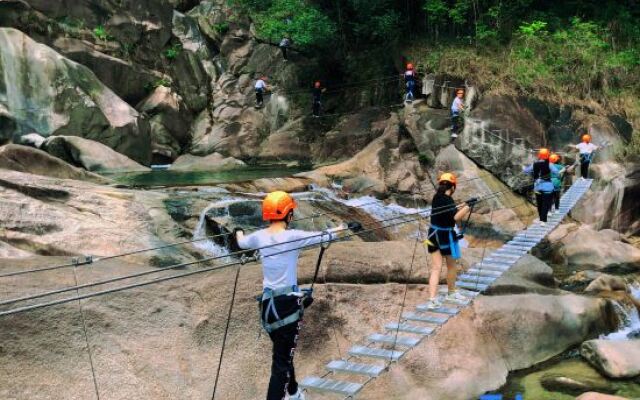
[{"left": 299, "top": 179, "right": 593, "bottom": 398}]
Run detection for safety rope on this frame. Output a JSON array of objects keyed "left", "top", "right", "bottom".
[
  {"left": 0, "top": 190, "right": 498, "bottom": 308},
  {"left": 0, "top": 194, "right": 495, "bottom": 317},
  {"left": 210, "top": 264, "right": 242, "bottom": 400},
  {"left": 71, "top": 262, "right": 101, "bottom": 400},
  {"left": 389, "top": 193, "right": 423, "bottom": 362}
]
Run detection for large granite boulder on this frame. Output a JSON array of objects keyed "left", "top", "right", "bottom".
[
  {"left": 137, "top": 86, "right": 192, "bottom": 162},
  {"left": 0, "top": 144, "right": 107, "bottom": 183},
  {"left": 52, "top": 37, "right": 162, "bottom": 105},
  {"left": 42, "top": 136, "right": 149, "bottom": 173},
  {"left": 546, "top": 224, "right": 640, "bottom": 273},
  {"left": 581, "top": 339, "right": 640, "bottom": 379},
  {"left": 169, "top": 153, "right": 245, "bottom": 171},
  {"left": 0, "top": 28, "right": 151, "bottom": 164}
]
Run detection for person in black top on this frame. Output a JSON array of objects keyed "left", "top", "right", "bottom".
[
  {"left": 523, "top": 148, "right": 558, "bottom": 226},
  {"left": 424, "top": 173, "right": 478, "bottom": 309},
  {"left": 312, "top": 81, "right": 325, "bottom": 117}
]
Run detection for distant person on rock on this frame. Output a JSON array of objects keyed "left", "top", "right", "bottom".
[
  {"left": 235, "top": 191, "right": 345, "bottom": 400},
  {"left": 279, "top": 36, "right": 291, "bottom": 61},
  {"left": 404, "top": 63, "right": 417, "bottom": 103},
  {"left": 312, "top": 81, "right": 325, "bottom": 117},
  {"left": 573, "top": 134, "right": 599, "bottom": 179},
  {"left": 255, "top": 76, "right": 269, "bottom": 108},
  {"left": 424, "top": 173, "right": 477, "bottom": 309},
  {"left": 523, "top": 148, "right": 559, "bottom": 226},
  {"left": 549, "top": 153, "right": 566, "bottom": 214},
  {"left": 450, "top": 88, "right": 465, "bottom": 139}
]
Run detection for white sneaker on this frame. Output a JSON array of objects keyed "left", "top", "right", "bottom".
[
  {"left": 549, "top": 210, "right": 555, "bottom": 216},
  {"left": 287, "top": 389, "right": 306, "bottom": 400},
  {"left": 446, "top": 291, "right": 468, "bottom": 302},
  {"left": 424, "top": 297, "right": 442, "bottom": 309},
  {"left": 540, "top": 222, "right": 547, "bottom": 227}
]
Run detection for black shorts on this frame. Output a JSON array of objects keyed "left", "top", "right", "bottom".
[{"left": 426, "top": 227, "right": 457, "bottom": 256}]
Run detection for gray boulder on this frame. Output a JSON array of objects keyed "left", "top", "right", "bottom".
[
  {"left": 0, "top": 28, "right": 151, "bottom": 165},
  {"left": 581, "top": 339, "right": 640, "bottom": 378},
  {"left": 43, "top": 136, "right": 149, "bottom": 173}
]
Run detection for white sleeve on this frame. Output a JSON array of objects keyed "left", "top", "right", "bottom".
[
  {"left": 289, "top": 230, "right": 334, "bottom": 249},
  {"left": 237, "top": 232, "right": 260, "bottom": 249}
]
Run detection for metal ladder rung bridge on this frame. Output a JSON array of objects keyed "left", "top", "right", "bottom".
[{"left": 300, "top": 179, "right": 593, "bottom": 398}]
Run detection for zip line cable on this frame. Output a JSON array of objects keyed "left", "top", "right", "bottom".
[
  {"left": 0, "top": 196, "right": 478, "bottom": 308},
  {"left": 0, "top": 186, "right": 527, "bottom": 317},
  {"left": 0, "top": 176, "right": 494, "bottom": 280}
]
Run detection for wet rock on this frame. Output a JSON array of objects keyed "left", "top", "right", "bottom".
[
  {"left": 169, "top": 153, "right": 245, "bottom": 172},
  {"left": 0, "top": 28, "right": 151, "bottom": 164},
  {"left": 0, "top": 144, "right": 108, "bottom": 183},
  {"left": 581, "top": 339, "right": 640, "bottom": 379},
  {"left": 42, "top": 136, "right": 149, "bottom": 173}
]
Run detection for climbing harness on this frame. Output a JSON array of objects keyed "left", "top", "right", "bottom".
[{"left": 257, "top": 230, "right": 330, "bottom": 334}]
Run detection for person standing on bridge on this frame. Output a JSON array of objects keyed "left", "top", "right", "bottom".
[
  {"left": 573, "top": 134, "right": 599, "bottom": 179},
  {"left": 549, "top": 153, "right": 566, "bottom": 214},
  {"left": 235, "top": 191, "right": 345, "bottom": 400},
  {"left": 524, "top": 148, "right": 558, "bottom": 226},
  {"left": 404, "top": 63, "right": 417, "bottom": 103},
  {"left": 451, "top": 88, "right": 465, "bottom": 139},
  {"left": 424, "top": 173, "right": 477, "bottom": 309}
]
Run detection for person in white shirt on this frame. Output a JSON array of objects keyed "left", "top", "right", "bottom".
[
  {"left": 450, "top": 89, "right": 465, "bottom": 138},
  {"left": 236, "top": 191, "right": 345, "bottom": 400},
  {"left": 255, "top": 76, "right": 269, "bottom": 108},
  {"left": 573, "top": 134, "right": 599, "bottom": 179}
]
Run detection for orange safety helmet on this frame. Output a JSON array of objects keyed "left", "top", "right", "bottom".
[
  {"left": 582, "top": 134, "right": 591, "bottom": 143},
  {"left": 314, "top": 81, "right": 321, "bottom": 88},
  {"left": 549, "top": 153, "right": 560, "bottom": 163},
  {"left": 262, "top": 191, "right": 297, "bottom": 221},
  {"left": 406, "top": 63, "right": 414, "bottom": 70},
  {"left": 538, "top": 148, "right": 550, "bottom": 160},
  {"left": 438, "top": 172, "right": 457, "bottom": 188}
]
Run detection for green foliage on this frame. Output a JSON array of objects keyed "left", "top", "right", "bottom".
[
  {"left": 145, "top": 78, "right": 172, "bottom": 92},
  {"left": 235, "top": 0, "right": 336, "bottom": 48},
  {"left": 164, "top": 44, "right": 182, "bottom": 60},
  {"left": 92, "top": 25, "right": 112, "bottom": 41},
  {"left": 212, "top": 22, "right": 230, "bottom": 35}
]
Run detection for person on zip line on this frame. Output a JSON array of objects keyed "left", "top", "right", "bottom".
[
  {"left": 423, "top": 173, "right": 478, "bottom": 309},
  {"left": 549, "top": 153, "right": 566, "bottom": 214},
  {"left": 523, "top": 148, "right": 559, "bottom": 226},
  {"left": 572, "top": 133, "right": 599, "bottom": 180},
  {"left": 450, "top": 88, "right": 465, "bottom": 139},
  {"left": 404, "top": 63, "right": 417, "bottom": 103},
  {"left": 255, "top": 76, "right": 270, "bottom": 108},
  {"left": 235, "top": 191, "right": 345, "bottom": 400}
]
